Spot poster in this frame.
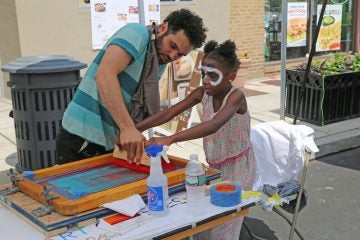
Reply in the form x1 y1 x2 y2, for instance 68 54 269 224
287 2 307 47
90 0 139 50
142 0 161 26
316 4 342 52
172 55 195 81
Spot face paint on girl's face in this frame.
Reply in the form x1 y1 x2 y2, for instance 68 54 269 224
200 66 223 86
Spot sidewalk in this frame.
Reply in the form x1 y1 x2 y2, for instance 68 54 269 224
1 75 360 184
165 75 360 162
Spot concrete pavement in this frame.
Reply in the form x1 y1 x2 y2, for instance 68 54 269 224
0 97 17 184
1 75 360 183
240 147 360 240
165 75 360 161
244 77 360 159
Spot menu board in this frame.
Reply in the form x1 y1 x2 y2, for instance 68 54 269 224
316 4 342 52
90 0 139 50
287 2 307 48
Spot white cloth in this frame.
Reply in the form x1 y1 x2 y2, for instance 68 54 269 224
250 120 319 190
101 194 146 217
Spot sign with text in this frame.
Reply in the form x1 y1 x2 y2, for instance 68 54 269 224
316 4 342 52
287 2 308 47
90 0 139 50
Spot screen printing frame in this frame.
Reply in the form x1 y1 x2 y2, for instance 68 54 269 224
15 153 220 216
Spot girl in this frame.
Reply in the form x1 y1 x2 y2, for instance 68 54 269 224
137 40 256 239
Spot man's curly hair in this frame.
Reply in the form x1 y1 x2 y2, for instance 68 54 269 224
164 9 207 49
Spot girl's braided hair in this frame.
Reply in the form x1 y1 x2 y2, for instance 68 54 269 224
203 40 240 71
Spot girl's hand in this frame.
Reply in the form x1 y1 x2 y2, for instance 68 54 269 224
145 137 173 147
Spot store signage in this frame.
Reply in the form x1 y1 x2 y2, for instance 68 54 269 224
90 0 161 50
287 2 308 48
316 4 343 52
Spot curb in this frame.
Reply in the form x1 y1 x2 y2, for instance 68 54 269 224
315 128 360 158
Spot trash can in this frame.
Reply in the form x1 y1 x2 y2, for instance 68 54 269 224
1 55 87 171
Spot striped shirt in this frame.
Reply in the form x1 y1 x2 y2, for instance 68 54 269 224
62 23 166 150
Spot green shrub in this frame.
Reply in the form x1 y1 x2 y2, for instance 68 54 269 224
294 53 360 75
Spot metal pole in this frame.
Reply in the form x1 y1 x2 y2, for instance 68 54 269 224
137 0 145 25
280 0 288 120
293 0 328 124
289 152 310 240
167 65 172 109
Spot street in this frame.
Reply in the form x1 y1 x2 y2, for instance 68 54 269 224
240 147 360 240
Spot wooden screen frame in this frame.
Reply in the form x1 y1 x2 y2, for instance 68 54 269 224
15 153 220 215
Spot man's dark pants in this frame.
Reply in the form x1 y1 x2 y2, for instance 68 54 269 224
56 128 112 164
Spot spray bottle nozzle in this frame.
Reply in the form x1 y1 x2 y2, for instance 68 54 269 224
145 145 170 163
145 145 163 157
161 146 170 163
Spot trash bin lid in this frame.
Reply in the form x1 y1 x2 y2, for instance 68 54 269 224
1 55 87 74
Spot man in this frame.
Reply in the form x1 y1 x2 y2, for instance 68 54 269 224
56 9 207 165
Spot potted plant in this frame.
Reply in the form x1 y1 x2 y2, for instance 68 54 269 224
285 53 360 126
232 52 251 88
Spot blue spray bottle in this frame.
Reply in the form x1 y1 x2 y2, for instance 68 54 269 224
145 145 169 216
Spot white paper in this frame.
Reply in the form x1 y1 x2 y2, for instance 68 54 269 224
102 194 146 217
142 0 161 26
90 0 139 50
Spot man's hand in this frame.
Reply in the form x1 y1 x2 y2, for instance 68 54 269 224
117 128 145 164
145 136 173 148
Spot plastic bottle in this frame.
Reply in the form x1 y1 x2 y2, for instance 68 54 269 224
145 145 169 216
185 154 206 216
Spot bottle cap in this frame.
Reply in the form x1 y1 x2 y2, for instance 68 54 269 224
189 154 198 161
145 145 164 157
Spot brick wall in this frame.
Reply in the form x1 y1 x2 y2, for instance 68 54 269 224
229 0 265 80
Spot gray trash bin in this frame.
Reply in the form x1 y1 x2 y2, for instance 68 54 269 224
1 55 87 171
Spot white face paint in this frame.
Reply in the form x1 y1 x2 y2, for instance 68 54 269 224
200 65 223 86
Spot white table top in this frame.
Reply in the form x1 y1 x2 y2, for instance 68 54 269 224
0 192 259 240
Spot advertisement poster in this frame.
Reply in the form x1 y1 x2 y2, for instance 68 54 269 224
90 0 139 50
316 4 342 52
287 2 307 47
142 0 161 26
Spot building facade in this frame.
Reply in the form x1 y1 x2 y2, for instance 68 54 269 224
263 0 359 74
1 0 359 98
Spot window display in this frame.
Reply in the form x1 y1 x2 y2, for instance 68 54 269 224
264 0 354 62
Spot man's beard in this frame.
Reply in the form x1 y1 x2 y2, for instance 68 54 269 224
155 32 170 65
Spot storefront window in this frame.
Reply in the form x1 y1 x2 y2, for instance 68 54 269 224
264 0 282 61
264 0 354 62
